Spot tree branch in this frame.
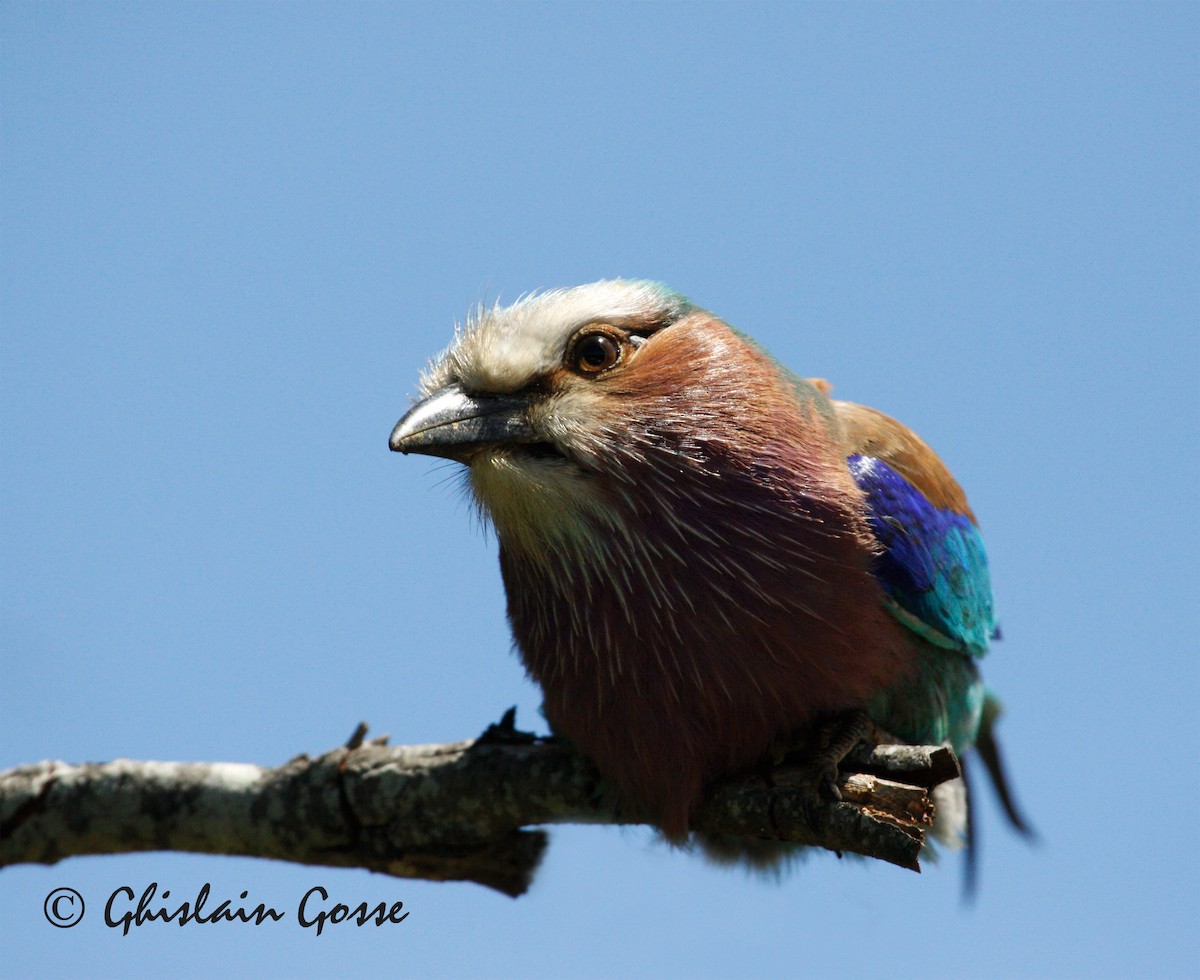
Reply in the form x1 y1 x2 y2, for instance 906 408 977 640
0 713 960 897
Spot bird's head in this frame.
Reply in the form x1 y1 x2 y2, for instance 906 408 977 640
390 279 844 560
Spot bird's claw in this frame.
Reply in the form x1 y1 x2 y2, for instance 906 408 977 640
781 757 844 833
769 709 878 830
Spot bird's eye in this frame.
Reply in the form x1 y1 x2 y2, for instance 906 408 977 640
570 331 622 375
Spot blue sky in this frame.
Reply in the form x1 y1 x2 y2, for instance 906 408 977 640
2 3 1196 977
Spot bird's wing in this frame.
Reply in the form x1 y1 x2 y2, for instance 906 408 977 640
832 399 995 657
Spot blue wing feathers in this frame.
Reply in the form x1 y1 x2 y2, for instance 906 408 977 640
848 455 995 657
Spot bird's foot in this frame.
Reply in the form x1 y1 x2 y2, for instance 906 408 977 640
768 710 879 828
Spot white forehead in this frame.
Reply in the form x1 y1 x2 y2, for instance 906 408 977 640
422 279 688 395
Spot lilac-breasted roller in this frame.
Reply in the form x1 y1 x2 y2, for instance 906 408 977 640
389 280 1025 858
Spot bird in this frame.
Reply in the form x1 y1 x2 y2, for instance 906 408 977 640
389 279 1027 860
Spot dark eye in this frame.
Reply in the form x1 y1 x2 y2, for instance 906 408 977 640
571 332 621 374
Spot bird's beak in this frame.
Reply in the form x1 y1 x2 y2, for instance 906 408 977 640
389 383 539 460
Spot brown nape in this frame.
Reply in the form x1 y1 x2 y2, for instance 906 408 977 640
495 315 920 836
833 399 976 522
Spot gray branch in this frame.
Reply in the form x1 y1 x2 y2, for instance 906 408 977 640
0 715 961 897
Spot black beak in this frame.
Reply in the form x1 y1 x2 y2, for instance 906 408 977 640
389 383 539 461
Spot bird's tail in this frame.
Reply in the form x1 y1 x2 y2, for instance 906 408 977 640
975 692 1036 837
961 691 1037 898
